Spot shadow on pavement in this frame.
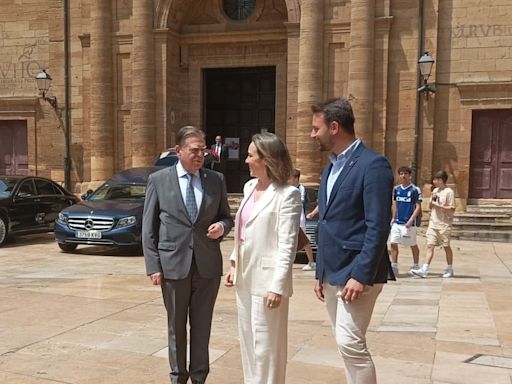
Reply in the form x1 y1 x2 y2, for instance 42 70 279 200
2 233 55 248
65 245 143 257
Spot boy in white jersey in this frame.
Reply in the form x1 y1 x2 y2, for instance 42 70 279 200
389 166 422 276
411 170 455 278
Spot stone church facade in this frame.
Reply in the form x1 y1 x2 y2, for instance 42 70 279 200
1 0 511 206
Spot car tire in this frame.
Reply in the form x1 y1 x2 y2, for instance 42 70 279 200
58 243 78 253
0 215 8 246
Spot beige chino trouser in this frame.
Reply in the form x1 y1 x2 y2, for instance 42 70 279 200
323 280 383 384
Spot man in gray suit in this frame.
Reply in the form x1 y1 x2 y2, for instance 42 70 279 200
142 126 233 384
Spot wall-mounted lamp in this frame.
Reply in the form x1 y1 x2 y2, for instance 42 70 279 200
35 68 71 191
417 52 436 94
35 69 58 109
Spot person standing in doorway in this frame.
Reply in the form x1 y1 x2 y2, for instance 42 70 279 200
211 135 228 174
389 166 423 276
310 97 394 384
142 126 233 384
411 170 455 278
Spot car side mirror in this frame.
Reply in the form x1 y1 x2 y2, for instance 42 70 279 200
81 189 93 200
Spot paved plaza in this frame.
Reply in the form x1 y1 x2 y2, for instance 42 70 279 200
0 233 511 383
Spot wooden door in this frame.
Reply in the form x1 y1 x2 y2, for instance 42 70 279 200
204 67 276 192
469 110 512 199
0 120 28 175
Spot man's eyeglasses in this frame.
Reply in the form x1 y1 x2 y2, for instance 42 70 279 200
184 146 206 155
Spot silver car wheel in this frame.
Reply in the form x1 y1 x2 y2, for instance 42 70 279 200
0 216 7 246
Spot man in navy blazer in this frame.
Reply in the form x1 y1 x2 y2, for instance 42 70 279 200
310 98 394 384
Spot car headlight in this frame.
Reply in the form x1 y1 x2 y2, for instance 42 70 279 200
117 216 137 228
58 212 68 224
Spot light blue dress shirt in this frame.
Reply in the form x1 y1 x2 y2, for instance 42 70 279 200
326 139 361 202
176 161 203 211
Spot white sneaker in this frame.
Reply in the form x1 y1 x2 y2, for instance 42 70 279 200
442 268 454 278
411 267 428 278
302 262 316 271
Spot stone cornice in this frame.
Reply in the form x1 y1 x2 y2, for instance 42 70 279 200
180 29 288 44
375 16 394 32
325 16 394 35
114 33 133 45
0 97 38 114
78 33 90 48
457 81 512 104
325 21 350 34
284 21 300 37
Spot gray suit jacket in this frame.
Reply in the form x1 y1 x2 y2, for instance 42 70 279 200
142 166 233 279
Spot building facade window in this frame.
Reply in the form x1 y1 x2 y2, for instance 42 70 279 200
223 0 256 21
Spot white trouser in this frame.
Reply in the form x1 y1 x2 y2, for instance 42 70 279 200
323 281 383 384
236 288 289 384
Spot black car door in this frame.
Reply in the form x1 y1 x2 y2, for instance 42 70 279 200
9 179 38 232
34 179 72 230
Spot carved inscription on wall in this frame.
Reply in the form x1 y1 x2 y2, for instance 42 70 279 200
452 24 512 39
0 37 48 96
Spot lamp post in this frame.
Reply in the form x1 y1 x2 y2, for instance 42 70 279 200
35 69 71 191
417 52 436 94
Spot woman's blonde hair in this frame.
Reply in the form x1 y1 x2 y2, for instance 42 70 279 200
251 132 293 186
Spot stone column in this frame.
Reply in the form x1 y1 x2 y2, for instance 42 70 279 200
89 0 114 182
131 0 156 166
295 0 324 185
347 0 375 146
154 29 169 150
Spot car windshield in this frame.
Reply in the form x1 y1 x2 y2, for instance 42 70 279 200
0 177 18 199
88 183 146 201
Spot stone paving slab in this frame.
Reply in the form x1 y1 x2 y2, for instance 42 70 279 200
0 233 511 383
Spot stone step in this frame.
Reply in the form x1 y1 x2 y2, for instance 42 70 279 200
465 205 512 215
451 229 512 242
467 198 512 206
452 221 512 231
450 204 512 242
453 212 512 224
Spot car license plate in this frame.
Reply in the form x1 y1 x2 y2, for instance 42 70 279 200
75 230 102 239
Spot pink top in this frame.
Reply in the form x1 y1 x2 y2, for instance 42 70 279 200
239 189 256 242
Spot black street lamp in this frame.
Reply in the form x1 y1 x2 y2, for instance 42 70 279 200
417 52 436 94
35 69 71 191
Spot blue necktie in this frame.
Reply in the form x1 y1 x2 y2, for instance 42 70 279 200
185 173 198 221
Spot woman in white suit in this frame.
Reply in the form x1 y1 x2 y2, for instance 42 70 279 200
225 132 302 384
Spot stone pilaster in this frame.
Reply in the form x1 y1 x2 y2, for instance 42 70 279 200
131 0 156 167
295 0 324 185
89 0 114 182
347 0 375 146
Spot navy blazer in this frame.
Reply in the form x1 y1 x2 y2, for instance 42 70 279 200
316 142 394 286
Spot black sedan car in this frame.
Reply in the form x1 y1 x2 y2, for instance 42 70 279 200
0 175 79 246
54 167 163 252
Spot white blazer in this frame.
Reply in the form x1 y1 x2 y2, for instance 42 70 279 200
230 178 302 298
